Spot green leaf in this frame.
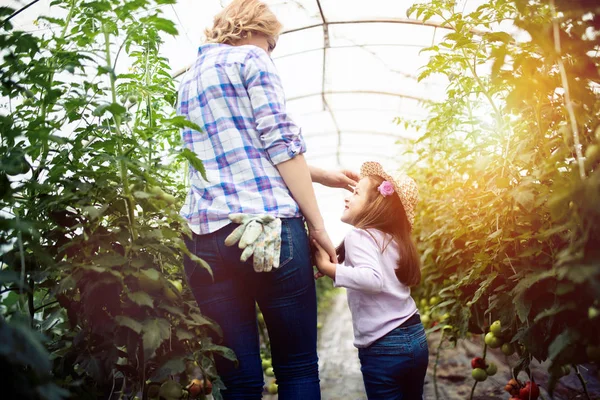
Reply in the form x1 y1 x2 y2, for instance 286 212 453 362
115 316 143 334
179 148 207 181
0 319 51 375
168 116 203 132
467 272 497 306
150 357 186 381
127 291 154 308
533 302 576 323
202 343 238 365
94 253 128 267
512 188 535 212
176 329 194 341
483 32 513 44
133 190 151 199
83 204 109 220
142 318 171 360
548 329 579 361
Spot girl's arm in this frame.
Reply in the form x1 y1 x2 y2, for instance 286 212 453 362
313 230 383 293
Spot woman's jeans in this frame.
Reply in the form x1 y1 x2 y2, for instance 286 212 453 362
183 217 320 400
358 322 429 400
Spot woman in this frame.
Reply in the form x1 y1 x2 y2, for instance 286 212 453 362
176 1 357 398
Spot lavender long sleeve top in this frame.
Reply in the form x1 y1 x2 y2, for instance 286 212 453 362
335 228 418 348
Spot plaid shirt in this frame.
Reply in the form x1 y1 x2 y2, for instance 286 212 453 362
177 43 306 235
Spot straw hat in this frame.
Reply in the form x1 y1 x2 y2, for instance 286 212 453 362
360 161 419 229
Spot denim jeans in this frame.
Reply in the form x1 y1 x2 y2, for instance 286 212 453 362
358 322 429 400
183 217 320 400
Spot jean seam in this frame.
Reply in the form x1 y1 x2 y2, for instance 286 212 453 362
279 219 294 268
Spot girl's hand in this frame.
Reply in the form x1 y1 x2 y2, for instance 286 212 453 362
312 239 336 279
308 225 337 263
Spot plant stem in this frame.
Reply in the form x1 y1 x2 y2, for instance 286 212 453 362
103 23 137 242
549 0 585 179
574 365 592 400
33 300 59 313
469 380 478 400
28 278 34 326
433 331 445 400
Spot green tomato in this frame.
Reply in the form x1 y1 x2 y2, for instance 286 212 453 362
471 368 488 382
158 381 183 400
421 314 431 325
419 298 428 308
169 279 183 293
265 367 275 377
485 362 498 376
490 320 502 335
586 344 600 361
429 296 440 306
267 382 278 394
501 343 515 356
484 332 502 348
261 359 272 370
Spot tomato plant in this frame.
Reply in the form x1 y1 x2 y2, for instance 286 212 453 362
404 0 600 397
1 1 233 399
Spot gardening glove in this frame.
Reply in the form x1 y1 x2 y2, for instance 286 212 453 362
224 213 282 272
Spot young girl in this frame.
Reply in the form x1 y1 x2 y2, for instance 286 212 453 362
313 161 428 400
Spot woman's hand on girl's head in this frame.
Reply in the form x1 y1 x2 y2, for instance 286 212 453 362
320 169 359 191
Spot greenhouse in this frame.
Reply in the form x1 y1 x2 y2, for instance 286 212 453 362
1 0 599 399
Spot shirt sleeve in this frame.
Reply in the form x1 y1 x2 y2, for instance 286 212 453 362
334 229 384 294
242 48 306 165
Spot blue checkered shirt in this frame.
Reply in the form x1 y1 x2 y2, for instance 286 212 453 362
177 43 306 234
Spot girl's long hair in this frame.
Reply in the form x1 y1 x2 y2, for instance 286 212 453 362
205 0 282 44
337 175 421 287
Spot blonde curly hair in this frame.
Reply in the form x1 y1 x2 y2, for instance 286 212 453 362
205 0 282 44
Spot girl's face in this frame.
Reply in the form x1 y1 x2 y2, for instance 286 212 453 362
341 177 372 225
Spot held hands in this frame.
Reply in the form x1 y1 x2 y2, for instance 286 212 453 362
312 239 336 280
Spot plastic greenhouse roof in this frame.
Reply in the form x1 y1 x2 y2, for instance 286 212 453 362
8 0 491 241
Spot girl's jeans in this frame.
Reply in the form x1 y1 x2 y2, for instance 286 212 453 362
358 322 429 399
183 217 320 400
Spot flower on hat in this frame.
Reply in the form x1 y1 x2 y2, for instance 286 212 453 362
378 181 395 197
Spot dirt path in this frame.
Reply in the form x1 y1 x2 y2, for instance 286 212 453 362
317 289 366 399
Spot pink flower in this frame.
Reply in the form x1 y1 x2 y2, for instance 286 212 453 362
378 181 395 197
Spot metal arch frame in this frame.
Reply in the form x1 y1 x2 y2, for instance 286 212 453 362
303 130 416 141
169 8 474 167
287 90 434 103
281 18 487 35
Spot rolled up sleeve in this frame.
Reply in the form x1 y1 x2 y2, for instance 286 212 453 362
242 49 306 165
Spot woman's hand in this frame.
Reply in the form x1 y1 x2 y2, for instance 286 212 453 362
309 166 359 191
312 239 336 279
307 225 337 264
320 169 359 191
